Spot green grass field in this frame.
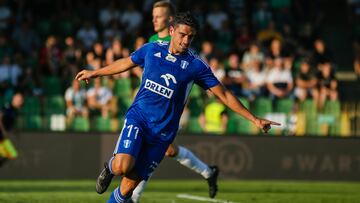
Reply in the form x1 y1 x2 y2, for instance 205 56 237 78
0 180 359 203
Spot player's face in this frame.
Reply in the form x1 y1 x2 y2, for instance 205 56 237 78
152 7 170 33
169 24 195 53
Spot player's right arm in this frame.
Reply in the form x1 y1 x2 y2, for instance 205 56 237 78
75 57 137 83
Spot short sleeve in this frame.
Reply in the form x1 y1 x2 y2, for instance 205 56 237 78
130 43 152 68
194 58 220 90
65 88 73 101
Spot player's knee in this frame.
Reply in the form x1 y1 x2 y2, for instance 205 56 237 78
112 158 133 176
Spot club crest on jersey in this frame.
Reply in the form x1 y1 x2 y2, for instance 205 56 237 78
180 60 189 69
165 54 177 63
123 139 132 149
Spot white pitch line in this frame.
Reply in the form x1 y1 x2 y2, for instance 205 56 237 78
176 194 241 203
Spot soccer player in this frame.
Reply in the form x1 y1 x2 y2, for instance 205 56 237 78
75 12 280 203
0 93 24 167
122 1 220 202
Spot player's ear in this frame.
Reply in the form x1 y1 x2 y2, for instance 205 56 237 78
169 25 175 35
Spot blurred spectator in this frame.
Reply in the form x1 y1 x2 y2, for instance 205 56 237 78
76 21 98 51
199 95 228 134
39 36 62 76
294 60 319 102
0 55 22 87
268 38 287 59
12 21 40 56
0 0 12 31
92 42 105 66
85 52 101 70
206 3 228 32
65 80 88 121
209 57 225 82
244 61 266 101
62 36 82 78
215 20 233 55
266 57 293 100
354 39 360 79
242 42 265 71
121 3 143 34
223 53 246 97
199 41 214 63
257 21 283 46
0 35 14 62
252 0 273 31
317 62 338 109
281 24 298 56
87 78 113 118
310 39 334 70
98 0 121 28
235 26 254 53
105 38 123 65
103 21 123 49
134 36 145 51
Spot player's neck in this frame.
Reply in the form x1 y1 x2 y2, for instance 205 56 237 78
168 43 181 55
157 29 169 38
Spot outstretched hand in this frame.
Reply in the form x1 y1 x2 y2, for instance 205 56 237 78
254 117 281 133
75 70 96 84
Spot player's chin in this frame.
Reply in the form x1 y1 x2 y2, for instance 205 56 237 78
179 46 188 51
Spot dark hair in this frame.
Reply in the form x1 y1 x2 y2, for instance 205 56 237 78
153 0 176 17
171 11 199 32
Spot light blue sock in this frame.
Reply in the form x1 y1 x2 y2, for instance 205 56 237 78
107 187 129 203
108 156 115 174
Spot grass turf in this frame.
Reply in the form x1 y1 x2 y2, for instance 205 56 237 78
0 180 359 203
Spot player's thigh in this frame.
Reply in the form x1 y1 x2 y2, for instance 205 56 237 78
113 119 144 173
133 140 169 181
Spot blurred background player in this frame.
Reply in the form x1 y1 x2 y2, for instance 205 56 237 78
0 92 23 166
99 2 220 202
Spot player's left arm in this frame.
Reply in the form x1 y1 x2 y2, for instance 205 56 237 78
209 84 280 132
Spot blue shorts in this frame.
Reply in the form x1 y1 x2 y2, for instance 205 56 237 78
113 119 168 180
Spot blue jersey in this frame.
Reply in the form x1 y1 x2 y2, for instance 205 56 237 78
127 42 219 144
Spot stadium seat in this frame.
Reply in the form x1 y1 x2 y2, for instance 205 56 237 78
187 117 203 133
0 96 4 107
92 117 111 132
21 115 43 130
56 20 74 37
275 99 294 114
20 96 41 115
189 84 202 98
188 97 204 117
42 77 63 96
227 111 254 135
71 117 90 132
113 78 132 98
36 20 52 39
323 100 341 118
44 114 66 131
226 114 238 134
252 97 272 117
237 117 254 135
305 114 320 136
300 99 317 116
44 95 65 115
117 97 132 115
